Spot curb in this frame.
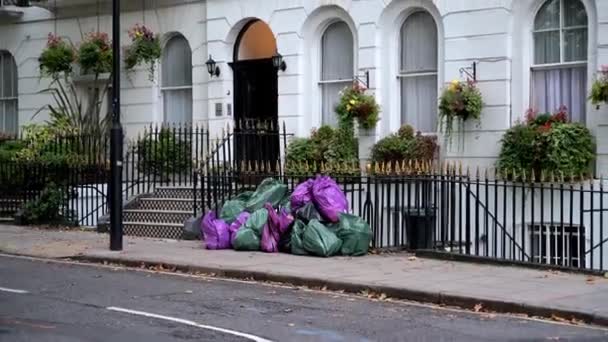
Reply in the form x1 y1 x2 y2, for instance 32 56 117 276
70 254 608 328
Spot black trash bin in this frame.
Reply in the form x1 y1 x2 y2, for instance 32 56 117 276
404 207 436 250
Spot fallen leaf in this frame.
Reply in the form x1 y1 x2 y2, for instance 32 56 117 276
284 308 292 313
379 293 387 301
551 314 569 323
474 303 483 312
586 277 596 284
288 323 295 327
184 290 193 294
408 256 418 261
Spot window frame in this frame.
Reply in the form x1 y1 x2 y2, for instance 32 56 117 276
397 10 439 132
0 51 18 135
160 34 193 124
318 20 355 126
532 0 588 67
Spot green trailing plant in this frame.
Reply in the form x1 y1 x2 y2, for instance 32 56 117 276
137 128 193 176
78 32 112 75
438 79 483 144
589 65 608 109
497 107 595 180
124 24 162 81
371 125 438 164
335 83 380 129
39 33 75 77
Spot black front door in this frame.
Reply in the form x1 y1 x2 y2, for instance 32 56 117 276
231 58 279 168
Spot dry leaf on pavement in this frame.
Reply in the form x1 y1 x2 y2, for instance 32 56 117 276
473 303 483 312
408 256 418 261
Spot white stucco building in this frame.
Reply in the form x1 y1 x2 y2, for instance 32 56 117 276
1 0 607 174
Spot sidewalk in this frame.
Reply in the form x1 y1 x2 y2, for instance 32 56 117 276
1 224 607 326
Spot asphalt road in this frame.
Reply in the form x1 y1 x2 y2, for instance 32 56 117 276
1 255 607 342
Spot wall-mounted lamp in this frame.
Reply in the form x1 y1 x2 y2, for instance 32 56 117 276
272 51 287 72
206 55 221 78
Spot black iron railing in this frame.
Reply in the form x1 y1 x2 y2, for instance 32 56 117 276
202 160 608 272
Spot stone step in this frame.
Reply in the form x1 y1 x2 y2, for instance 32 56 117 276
123 209 193 224
123 222 184 239
138 198 201 211
152 186 197 199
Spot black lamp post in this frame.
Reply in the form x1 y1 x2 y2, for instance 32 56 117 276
109 0 123 251
272 51 286 72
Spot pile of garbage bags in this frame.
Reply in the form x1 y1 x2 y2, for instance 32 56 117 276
201 176 372 257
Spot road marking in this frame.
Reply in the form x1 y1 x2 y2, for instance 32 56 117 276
106 306 274 342
0 286 29 294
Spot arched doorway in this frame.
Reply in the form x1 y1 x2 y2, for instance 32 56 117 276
230 20 279 165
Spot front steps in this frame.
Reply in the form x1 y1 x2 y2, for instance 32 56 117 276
99 185 203 240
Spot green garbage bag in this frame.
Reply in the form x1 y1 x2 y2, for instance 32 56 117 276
234 191 254 202
232 228 260 251
290 220 308 255
245 178 287 212
336 213 372 256
302 219 342 257
243 208 268 236
220 200 245 224
296 203 322 223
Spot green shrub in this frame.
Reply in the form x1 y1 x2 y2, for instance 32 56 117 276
0 140 25 162
285 125 358 173
22 183 74 225
497 108 595 179
138 129 193 176
371 125 438 163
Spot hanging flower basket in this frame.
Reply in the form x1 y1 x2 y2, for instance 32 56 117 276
438 80 483 144
589 65 608 109
77 32 113 75
39 33 75 78
335 83 380 130
124 24 162 81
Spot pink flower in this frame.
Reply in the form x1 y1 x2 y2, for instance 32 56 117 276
525 108 537 124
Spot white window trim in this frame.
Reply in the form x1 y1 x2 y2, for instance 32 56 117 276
159 34 193 125
378 2 444 138
532 0 588 66
397 10 440 134
512 0 596 126
318 20 356 127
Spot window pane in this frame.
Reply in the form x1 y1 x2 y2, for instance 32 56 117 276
564 28 587 62
531 66 586 123
321 22 353 81
162 35 192 88
534 31 560 64
1 52 17 98
163 89 192 124
400 11 437 73
5 100 18 134
400 75 437 132
564 0 587 27
321 81 349 127
534 0 560 30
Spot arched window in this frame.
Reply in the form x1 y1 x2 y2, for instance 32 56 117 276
162 35 192 124
399 11 438 132
320 21 354 127
0 51 18 135
532 0 587 122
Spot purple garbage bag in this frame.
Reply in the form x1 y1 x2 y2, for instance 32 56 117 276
229 211 250 245
261 203 294 253
291 179 314 211
201 211 231 250
312 175 348 223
